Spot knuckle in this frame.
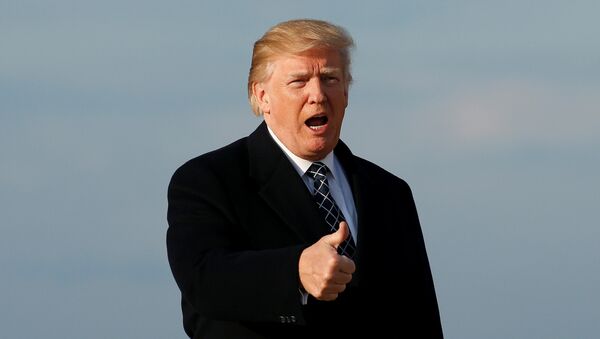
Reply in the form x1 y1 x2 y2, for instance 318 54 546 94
327 255 340 267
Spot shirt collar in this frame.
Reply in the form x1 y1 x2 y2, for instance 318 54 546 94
267 126 337 179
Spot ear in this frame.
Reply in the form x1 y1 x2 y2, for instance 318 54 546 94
343 84 349 108
253 82 271 114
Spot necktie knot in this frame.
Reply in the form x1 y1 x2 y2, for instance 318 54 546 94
306 162 328 180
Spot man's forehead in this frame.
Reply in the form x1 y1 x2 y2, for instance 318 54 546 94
272 52 343 73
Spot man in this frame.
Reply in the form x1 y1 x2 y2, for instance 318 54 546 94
167 19 443 338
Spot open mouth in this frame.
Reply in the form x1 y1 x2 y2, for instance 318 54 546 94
305 116 328 130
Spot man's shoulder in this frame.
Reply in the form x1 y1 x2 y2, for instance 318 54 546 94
350 154 412 191
171 136 249 183
191 136 248 166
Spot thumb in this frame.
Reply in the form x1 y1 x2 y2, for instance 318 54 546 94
323 221 350 248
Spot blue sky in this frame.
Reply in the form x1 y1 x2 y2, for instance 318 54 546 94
2 1 599 338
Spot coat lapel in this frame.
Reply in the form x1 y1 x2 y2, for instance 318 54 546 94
248 123 326 242
334 141 373 280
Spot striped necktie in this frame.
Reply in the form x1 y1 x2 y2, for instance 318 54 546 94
306 162 356 258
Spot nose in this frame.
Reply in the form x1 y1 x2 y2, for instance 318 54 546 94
307 77 326 104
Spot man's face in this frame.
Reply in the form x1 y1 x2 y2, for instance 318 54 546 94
256 48 349 161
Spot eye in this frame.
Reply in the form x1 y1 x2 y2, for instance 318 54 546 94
288 79 307 87
322 75 340 84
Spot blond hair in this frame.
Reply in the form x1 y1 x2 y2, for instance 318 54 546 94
247 19 354 115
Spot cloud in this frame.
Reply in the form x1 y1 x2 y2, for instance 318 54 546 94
405 79 600 150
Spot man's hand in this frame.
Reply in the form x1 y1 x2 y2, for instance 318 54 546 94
298 221 356 301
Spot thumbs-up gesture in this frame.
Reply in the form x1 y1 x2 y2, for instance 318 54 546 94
298 221 356 301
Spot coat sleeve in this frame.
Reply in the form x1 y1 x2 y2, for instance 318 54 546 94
166 159 307 324
401 181 444 337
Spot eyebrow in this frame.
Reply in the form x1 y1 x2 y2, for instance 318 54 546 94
288 67 343 78
321 67 343 76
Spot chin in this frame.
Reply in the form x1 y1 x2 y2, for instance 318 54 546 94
306 142 335 160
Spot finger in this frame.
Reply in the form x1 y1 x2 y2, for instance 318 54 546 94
338 256 356 274
332 271 353 285
323 283 347 294
322 221 350 248
317 292 340 301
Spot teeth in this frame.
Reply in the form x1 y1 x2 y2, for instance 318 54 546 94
309 125 325 130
